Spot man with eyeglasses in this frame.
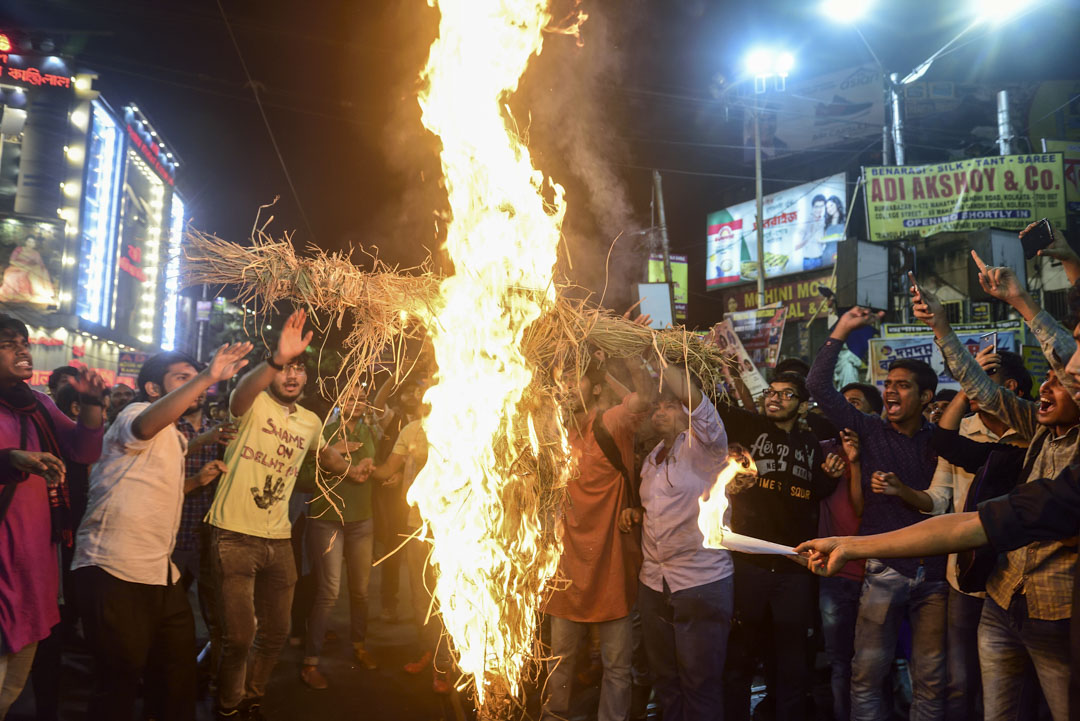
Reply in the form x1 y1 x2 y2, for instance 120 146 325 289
719 371 845 721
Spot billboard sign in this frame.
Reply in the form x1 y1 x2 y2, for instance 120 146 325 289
706 173 847 289
1042 140 1080 211
863 153 1067 241
726 304 788 369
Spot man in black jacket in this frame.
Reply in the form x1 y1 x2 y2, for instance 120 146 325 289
720 371 843 721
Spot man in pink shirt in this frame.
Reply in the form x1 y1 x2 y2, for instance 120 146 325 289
0 315 105 715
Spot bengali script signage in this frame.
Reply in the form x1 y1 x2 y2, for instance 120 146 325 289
868 321 1024 390
706 174 847 288
1043 140 1080 211
863 154 1067 241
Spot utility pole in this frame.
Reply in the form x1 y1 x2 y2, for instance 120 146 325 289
889 72 906 166
753 105 766 308
996 90 1015 155
651 170 677 323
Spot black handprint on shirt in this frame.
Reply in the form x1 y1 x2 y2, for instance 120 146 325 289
250 475 286 510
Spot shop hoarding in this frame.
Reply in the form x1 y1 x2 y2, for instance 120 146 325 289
706 174 847 289
863 154 1067 241
647 253 687 322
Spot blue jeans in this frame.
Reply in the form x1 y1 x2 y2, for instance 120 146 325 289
850 560 947 721
303 517 374 666
978 594 1069 721
946 588 984 721
542 615 632 721
820 575 862 721
639 577 733 721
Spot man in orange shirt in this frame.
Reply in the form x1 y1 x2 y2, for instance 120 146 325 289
542 342 655 721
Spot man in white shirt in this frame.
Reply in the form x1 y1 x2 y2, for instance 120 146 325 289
635 364 731 721
73 342 252 721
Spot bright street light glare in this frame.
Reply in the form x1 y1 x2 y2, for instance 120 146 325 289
973 0 1038 23
745 48 774 76
820 0 872 22
775 52 795 77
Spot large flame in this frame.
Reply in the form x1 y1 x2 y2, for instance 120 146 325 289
410 0 568 703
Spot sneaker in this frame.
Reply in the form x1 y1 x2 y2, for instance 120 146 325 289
353 643 377 670
300 664 329 690
432 671 451 695
403 650 433 675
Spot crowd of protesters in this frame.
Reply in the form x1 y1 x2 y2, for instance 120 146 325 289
0 220 1077 721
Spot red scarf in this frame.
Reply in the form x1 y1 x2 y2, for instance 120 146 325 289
0 382 70 547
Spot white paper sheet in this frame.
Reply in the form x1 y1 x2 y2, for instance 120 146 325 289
712 531 797 556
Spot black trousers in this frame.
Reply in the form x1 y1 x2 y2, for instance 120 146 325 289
723 559 817 721
75 565 197 721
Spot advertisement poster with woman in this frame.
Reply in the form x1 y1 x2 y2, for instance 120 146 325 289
705 173 847 289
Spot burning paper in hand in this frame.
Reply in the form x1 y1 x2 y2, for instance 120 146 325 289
697 450 797 556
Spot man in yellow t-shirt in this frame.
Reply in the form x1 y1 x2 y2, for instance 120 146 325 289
207 310 372 719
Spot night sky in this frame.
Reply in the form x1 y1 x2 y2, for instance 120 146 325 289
2 0 1077 324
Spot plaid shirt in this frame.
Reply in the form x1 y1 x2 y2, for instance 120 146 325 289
937 327 1079 620
175 414 218 552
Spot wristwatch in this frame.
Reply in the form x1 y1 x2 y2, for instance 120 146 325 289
265 351 285 371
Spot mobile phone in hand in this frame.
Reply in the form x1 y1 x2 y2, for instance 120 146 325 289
978 332 997 354
1021 218 1054 260
907 271 921 300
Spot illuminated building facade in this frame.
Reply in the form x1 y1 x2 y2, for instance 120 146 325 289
0 32 190 388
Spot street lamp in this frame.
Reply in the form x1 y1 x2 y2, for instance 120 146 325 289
744 48 794 308
820 0 1042 165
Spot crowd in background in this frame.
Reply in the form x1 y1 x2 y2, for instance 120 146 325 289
0 222 1077 721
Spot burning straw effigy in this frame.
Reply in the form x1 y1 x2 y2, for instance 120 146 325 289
183 228 733 714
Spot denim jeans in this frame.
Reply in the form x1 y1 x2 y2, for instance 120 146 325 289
304 517 374 665
820 575 862 721
210 528 297 711
542 615 632 721
850 560 947 721
639 576 733 721
978 594 1070 721
946 588 984 721
724 562 816 721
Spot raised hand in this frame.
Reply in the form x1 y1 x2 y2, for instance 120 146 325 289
839 428 860 464
207 342 254 383
276 309 314 364
1027 221 1079 263
870 470 903 496
910 282 948 335
822 452 846 479
974 345 1001 376
10 450 65 486
971 250 1026 304
833 306 884 339
67 367 108 401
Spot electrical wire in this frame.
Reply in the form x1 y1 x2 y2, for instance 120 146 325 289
214 0 317 242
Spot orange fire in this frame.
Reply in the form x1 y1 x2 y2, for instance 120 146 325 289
698 451 758 548
410 0 570 703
